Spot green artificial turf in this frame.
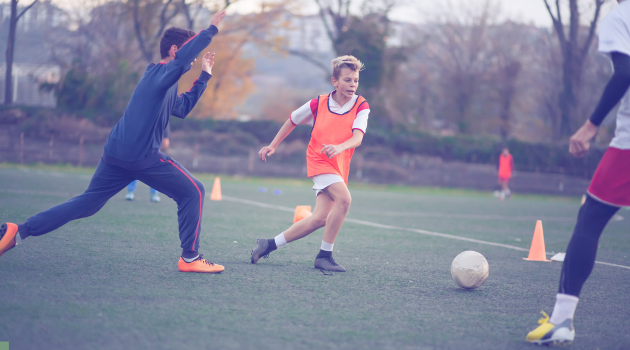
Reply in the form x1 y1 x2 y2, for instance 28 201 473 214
0 165 629 349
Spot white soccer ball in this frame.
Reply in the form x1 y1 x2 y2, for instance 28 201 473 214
450 251 489 289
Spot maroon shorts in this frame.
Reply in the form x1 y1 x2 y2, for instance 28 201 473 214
588 147 630 207
498 176 510 183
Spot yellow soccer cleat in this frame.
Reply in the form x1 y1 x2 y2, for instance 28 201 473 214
0 223 18 259
526 311 575 346
178 255 224 273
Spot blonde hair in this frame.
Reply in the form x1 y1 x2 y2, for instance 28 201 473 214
331 55 364 80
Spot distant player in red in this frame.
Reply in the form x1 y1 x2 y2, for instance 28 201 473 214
497 147 513 200
249 55 369 272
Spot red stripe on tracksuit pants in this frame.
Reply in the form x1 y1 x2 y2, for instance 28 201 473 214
163 159 203 251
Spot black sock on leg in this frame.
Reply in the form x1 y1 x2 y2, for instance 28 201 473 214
316 250 332 259
267 239 277 252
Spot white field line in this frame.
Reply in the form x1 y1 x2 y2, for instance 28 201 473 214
0 189 77 197
371 212 624 223
361 211 578 223
221 195 630 270
345 218 530 252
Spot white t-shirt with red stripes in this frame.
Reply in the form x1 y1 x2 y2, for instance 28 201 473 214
290 91 370 194
290 92 370 133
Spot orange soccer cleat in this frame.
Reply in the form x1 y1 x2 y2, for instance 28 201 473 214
178 255 224 273
0 223 19 259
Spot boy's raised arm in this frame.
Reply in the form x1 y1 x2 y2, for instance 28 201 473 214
176 11 226 65
172 52 215 119
161 11 226 86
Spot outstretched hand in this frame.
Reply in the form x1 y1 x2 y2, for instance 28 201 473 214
259 146 276 162
202 52 215 75
211 10 227 28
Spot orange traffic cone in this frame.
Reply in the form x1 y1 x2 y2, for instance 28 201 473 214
293 205 312 223
523 220 551 261
210 177 222 201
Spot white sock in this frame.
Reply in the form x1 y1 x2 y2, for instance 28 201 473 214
274 232 287 248
549 293 579 324
320 240 334 251
15 232 23 245
182 255 199 263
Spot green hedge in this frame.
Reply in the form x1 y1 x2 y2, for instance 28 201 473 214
3 106 604 178
385 131 604 178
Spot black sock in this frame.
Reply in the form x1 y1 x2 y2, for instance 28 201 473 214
267 239 277 251
559 196 619 297
316 249 332 259
181 250 199 260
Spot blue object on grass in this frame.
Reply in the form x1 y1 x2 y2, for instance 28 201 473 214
259 187 267 193
273 189 283 195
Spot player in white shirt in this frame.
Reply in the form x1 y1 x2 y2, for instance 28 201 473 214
526 0 630 345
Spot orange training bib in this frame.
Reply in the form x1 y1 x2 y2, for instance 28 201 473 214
306 94 366 184
498 153 513 178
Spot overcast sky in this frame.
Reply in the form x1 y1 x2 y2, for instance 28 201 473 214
228 0 620 28
38 0 619 28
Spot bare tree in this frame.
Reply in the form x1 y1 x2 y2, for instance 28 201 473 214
130 0 181 62
543 0 605 138
4 0 39 105
286 0 397 75
427 1 497 134
486 22 533 141
180 0 238 29
129 0 238 62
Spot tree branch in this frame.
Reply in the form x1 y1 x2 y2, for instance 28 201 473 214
224 0 239 10
17 0 38 21
132 0 151 61
287 49 331 76
555 0 563 27
155 0 179 40
568 0 579 47
543 0 567 46
181 0 194 29
315 0 337 42
580 0 605 60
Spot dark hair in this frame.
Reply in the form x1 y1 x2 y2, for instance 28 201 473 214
160 27 196 59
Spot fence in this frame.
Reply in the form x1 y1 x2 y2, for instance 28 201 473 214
0 126 590 196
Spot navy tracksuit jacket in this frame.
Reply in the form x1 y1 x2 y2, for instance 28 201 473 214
17 25 219 253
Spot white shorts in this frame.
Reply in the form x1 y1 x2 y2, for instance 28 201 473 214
312 174 344 196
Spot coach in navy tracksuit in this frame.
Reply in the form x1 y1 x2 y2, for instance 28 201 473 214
0 11 228 273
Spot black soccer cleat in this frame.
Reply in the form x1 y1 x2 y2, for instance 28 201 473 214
314 256 346 272
250 238 272 264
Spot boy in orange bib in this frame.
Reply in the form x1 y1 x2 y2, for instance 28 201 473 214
250 56 369 272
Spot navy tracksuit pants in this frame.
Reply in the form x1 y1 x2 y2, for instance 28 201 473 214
18 155 205 252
